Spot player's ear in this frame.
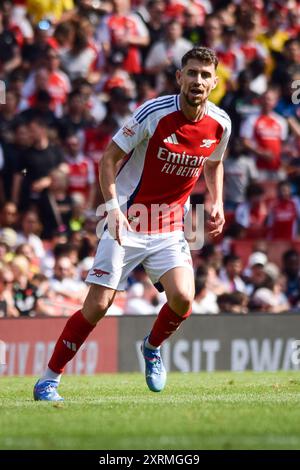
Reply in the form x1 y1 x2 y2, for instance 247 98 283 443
176 69 182 86
211 75 218 90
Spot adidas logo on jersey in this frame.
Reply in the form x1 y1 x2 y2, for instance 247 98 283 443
163 133 179 144
200 139 217 148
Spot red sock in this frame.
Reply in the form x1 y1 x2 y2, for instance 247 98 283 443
48 310 95 374
148 303 192 348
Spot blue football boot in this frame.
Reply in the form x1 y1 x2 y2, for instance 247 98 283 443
141 337 167 392
33 379 64 401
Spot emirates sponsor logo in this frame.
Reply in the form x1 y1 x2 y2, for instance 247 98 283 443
157 147 207 167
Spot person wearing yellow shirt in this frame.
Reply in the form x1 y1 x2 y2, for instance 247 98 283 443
27 0 75 24
257 10 289 76
209 62 232 105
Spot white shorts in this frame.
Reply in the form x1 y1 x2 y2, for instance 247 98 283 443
85 229 193 291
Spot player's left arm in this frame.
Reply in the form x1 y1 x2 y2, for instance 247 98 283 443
204 160 225 237
204 114 231 237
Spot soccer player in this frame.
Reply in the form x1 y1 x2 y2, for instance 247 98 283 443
33 47 231 401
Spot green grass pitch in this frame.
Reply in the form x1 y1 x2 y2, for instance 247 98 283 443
1 372 300 450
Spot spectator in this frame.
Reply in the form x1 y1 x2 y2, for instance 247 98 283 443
240 87 288 180
63 132 96 210
60 20 98 81
182 4 203 46
282 249 300 307
0 201 18 229
98 0 149 76
77 79 107 124
107 87 134 128
202 14 222 50
10 254 40 316
22 47 71 117
27 0 76 25
224 138 258 211
125 278 163 315
193 271 219 314
16 210 45 258
217 291 248 314
221 69 260 138
216 26 245 80
1 121 30 203
145 19 192 89
267 180 300 240
0 89 19 143
0 4 21 78
50 255 87 301
218 254 247 293
142 0 166 65
235 182 268 238
12 116 65 210
0 266 18 317
38 169 73 239
59 89 94 135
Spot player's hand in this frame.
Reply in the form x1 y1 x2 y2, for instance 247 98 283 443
107 208 133 245
207 203 225 238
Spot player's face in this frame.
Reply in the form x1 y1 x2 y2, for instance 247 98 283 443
176 59 218 107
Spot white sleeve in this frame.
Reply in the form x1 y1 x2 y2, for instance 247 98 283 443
112 103 151 154
240 115 257 140
208 119 232 162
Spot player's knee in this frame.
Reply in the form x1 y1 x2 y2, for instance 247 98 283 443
82 288 114 323
95 296 114 314
170 291 193 316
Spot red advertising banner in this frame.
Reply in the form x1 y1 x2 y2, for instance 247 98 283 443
0 317 118 376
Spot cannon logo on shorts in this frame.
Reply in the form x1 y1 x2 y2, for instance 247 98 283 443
91 269 110 277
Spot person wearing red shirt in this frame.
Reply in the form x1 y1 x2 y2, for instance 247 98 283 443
267 180 300 240
235 182 268 238
240 87 288 180
64 133 96 210
98 0 149 75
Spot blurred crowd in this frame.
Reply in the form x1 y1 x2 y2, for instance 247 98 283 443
1 0 300 316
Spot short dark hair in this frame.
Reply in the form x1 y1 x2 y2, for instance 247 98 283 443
181 47 218 69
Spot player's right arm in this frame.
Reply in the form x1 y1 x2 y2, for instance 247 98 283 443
100 141 132 245
100 98 153 244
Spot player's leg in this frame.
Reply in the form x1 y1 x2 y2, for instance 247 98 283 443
141 266 194 392
148 265 195 345
33 285 116 401
141 230 195 392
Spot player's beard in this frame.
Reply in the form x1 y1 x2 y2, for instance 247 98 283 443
183 90 205 107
